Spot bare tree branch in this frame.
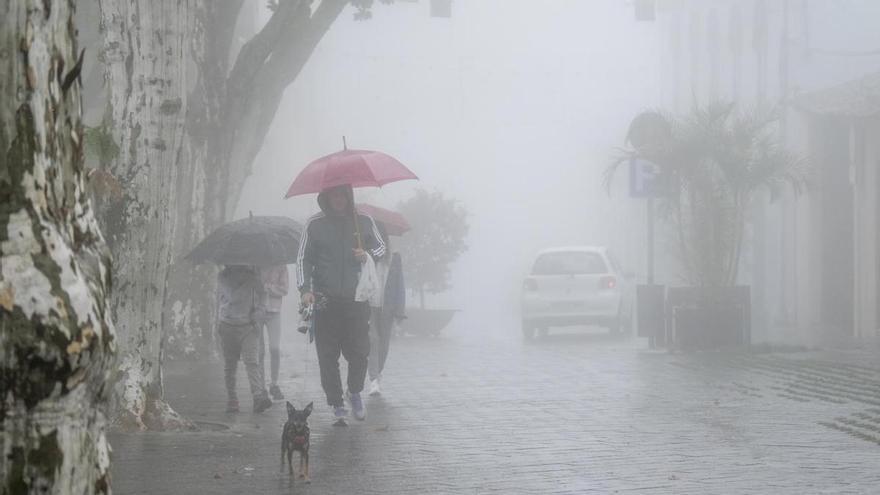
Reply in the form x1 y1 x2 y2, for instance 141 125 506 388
227 0 310 96
265 0 349 91
220 0 349 213
208 1 247 59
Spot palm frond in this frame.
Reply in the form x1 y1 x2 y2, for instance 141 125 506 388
603 148 637 195
621 100 806 287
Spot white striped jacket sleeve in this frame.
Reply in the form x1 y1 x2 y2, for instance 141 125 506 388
296 218 315 292
366 214 386 259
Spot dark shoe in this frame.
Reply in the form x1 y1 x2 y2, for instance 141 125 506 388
269 384 285 400
226 399 240 413
253 396 273 414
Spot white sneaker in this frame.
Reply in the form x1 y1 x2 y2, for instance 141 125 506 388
368 378 382 396
332 406 348 426
349 392 366 421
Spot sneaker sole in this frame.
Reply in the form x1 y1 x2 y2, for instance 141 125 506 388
333 418 348 427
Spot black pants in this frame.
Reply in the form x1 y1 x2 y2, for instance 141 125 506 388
314 298 371 407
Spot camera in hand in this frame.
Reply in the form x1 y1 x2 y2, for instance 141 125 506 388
297 303 314 334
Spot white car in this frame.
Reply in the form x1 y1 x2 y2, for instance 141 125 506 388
521 246 633 339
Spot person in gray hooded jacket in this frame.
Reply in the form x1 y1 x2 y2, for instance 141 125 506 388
297 184 385 422
216 265 273 414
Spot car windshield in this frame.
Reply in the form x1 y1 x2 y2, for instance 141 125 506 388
532 251 607 275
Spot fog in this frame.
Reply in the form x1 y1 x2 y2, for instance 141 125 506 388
237 1 656 334
10 1 880 493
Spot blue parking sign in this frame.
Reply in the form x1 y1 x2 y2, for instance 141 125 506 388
629 158 663 198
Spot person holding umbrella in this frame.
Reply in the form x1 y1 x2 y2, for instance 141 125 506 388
356 204 409 397
297 185 386 423
184 214 302 414
216 264 273 414
287 144 418 424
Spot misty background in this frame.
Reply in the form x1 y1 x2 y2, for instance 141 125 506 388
10 1 880 493
236 1 657 334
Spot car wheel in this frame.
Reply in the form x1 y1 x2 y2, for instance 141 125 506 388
522 321 536 340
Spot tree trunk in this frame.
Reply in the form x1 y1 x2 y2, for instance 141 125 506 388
162 1 244 361
95 2 350 422
162 0 348 360
1 1 115 492
98 0 196 430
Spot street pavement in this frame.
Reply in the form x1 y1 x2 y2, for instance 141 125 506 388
110 322 880 494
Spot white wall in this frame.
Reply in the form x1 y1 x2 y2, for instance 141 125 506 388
855 120 880 338
655 0 880 343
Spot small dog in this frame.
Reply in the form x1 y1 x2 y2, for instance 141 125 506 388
281 401 313 482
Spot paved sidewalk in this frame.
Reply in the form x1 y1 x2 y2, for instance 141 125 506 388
110 325 880 494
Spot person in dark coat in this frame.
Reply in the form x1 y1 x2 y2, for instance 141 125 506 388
296 184 385 422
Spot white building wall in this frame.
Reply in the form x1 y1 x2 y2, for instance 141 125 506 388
654 0 880 343
855 121 880 338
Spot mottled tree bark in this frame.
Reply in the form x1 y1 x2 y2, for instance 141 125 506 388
98 0 195 430
0 1 115 493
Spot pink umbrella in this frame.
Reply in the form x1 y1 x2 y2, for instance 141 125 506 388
356 203 411 236
284 149 418 198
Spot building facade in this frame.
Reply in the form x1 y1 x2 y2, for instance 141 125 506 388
652 0 880 344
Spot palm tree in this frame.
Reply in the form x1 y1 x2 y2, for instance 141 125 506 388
606 102 809 287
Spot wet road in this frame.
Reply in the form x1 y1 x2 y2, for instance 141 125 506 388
111 323 880 494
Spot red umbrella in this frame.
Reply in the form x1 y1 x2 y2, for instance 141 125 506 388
356 204 411 236
284 149 418 198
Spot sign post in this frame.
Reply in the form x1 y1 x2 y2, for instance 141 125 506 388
626 111 672 348
629 158 665 347
629 157 663 283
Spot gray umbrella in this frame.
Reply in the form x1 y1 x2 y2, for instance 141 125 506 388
184 215 303 266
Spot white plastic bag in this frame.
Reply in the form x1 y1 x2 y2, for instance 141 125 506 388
355 255 380 306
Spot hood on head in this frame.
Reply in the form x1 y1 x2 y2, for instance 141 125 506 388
317 184 354 215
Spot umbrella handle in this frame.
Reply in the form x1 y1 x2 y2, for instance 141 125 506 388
352 207 364 251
